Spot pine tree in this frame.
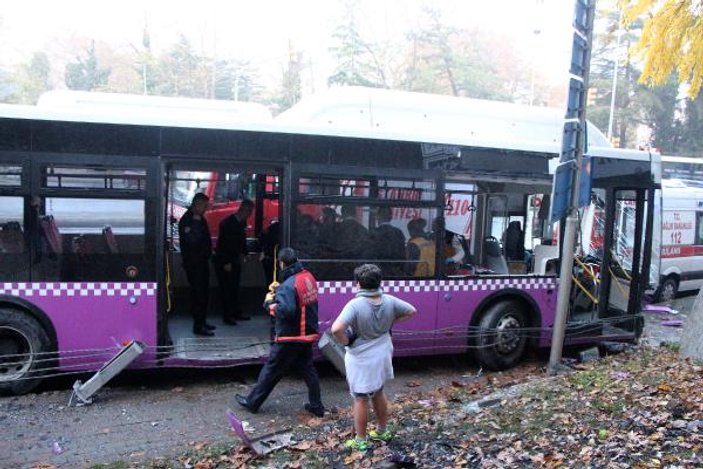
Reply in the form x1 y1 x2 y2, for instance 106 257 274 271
65 41 111 91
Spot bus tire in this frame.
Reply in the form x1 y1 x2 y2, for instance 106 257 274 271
656 277 679 304
0 307 52 395
475 300 527 371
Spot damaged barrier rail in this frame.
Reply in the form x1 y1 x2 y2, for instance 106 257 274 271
0 314 643 385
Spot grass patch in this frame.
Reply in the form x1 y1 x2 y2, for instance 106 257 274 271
89 462 130 469
568 368 609 389
662 341 681 353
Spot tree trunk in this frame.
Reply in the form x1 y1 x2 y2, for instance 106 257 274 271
681 288 703 360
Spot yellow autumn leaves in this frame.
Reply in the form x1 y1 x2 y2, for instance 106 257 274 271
620 0 703 98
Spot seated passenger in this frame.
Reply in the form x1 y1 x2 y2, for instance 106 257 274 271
431 218 464 274
406 218 435 277
370 207 406 276
338 205 371 277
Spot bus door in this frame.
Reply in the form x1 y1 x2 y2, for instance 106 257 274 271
0 156 29 282
598 187 653 334
163 162 283 356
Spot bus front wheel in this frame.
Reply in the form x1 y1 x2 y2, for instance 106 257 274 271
475 300 527 371
0 308 51 395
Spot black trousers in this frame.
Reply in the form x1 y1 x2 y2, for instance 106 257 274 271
184 262 209 328
245 342 323 412
215 261 242 320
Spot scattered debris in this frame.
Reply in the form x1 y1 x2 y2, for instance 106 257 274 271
51 441 63 455
609 371 629 380
644 304 679 315
577 347 601 363
226 409 292 456
144 347 703 468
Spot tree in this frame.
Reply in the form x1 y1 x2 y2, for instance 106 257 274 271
400 6 524 102
154 34 209 97
271 45 305 114
328 0 387 88
3 52 51 104
589 7 646 147
589 5 685 151
638 75 682 154
679 97 703 156
65 41 111 91
622 0 703 98
212 59 263 102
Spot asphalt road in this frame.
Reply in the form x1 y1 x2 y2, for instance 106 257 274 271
0 293 695 468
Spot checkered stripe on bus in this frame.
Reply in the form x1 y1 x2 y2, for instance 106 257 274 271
318 277 557 294
0 282 158 297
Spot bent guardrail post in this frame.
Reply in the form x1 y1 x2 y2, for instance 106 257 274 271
68 340 145 406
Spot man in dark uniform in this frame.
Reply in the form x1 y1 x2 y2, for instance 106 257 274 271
178 193 215 336
215 199 254 325
235 248 325 417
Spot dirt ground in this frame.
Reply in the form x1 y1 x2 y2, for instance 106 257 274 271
0 294 694 469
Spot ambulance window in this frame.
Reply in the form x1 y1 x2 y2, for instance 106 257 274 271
696 213 703 245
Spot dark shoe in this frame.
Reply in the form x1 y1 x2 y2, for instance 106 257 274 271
223 318 238 326
304 403 325 417
234 313 251 321
235 394 257 413
193 326 214 337
204 322 216 330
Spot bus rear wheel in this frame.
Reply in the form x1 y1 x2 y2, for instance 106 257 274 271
0 308 51 395
475 300 527 371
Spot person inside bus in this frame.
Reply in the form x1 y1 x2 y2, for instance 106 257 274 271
215 199 254 325
178 193 215 336
338 205 371 277
406 218 436 277
292 212 321 261
317 207 338 254
431 217 465 275
370 206 406 276
26 196 43 263
503 220 526 261
259 219 280 285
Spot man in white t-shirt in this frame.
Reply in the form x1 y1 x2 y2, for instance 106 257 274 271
331 264 416 452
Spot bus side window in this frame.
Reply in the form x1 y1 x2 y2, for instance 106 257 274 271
0 196 28 281
33 198 150 282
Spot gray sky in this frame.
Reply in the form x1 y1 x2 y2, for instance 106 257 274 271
0 0 575 92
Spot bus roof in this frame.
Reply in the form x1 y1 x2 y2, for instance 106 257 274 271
277 86 612 150
0 88 652 163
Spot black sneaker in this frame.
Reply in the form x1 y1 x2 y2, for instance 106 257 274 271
193 326 214 337
204 322 216 330
304 403 325 417
235 394 257 413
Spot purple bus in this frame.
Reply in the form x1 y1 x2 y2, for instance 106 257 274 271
0 92 659 394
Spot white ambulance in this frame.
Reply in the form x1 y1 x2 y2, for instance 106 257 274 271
658 156 703 302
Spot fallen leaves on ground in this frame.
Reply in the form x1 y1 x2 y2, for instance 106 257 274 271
165 345 703 468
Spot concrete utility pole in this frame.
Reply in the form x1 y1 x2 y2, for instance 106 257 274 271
547 0 597 376
607 9 623 141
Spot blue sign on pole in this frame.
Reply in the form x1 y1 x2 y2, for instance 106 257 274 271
550 157 592 223
549 0 594 223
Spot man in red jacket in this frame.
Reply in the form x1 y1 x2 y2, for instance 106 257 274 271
235 248 325 417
